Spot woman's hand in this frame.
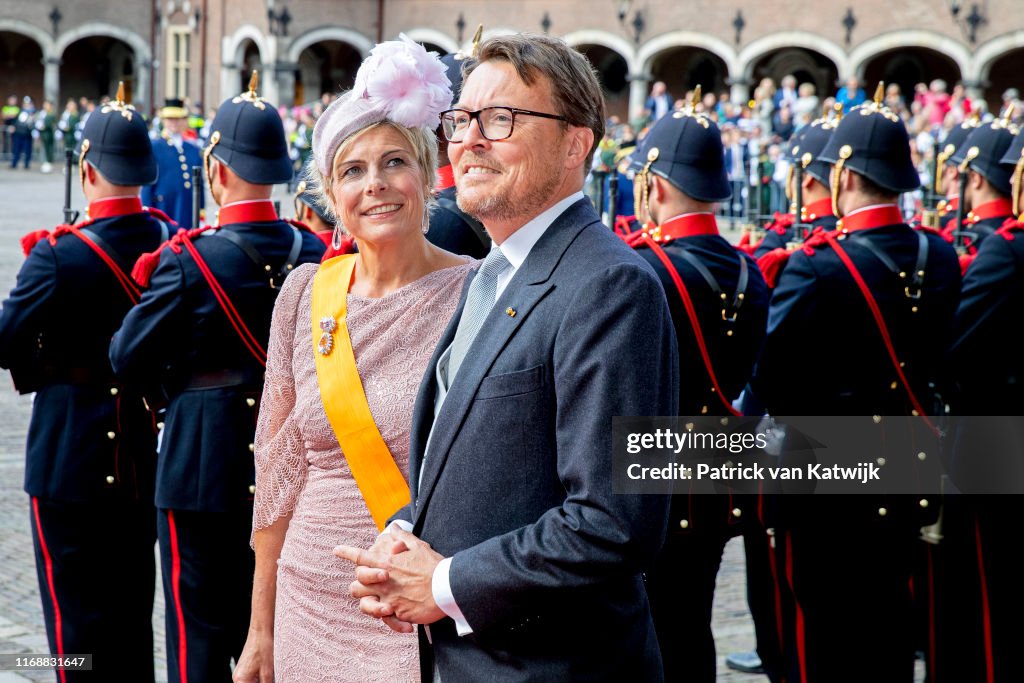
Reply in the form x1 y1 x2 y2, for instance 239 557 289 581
232 628 274 683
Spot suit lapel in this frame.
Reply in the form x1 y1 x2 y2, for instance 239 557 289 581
412 198 602 526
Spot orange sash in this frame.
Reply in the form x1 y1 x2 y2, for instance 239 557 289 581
312 254 410 530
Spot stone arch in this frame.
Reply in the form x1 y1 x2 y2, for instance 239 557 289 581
739 32 847 84
55 23 151 110
0 18 55 58
563 29 638 74
285 26 373 63
402 28 459 55
223 24 271 69
974 31 1024 83
848 30 971 82
637 32 737 80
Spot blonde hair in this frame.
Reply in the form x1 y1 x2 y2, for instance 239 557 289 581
305 120 438 223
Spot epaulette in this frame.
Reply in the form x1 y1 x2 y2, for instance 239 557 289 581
757 228 835 287
613 215 638 238
143 206 176 225
20 218 99 257
996 217 1023 241
284 217 314 233
765 212 795 236
131 225 214 287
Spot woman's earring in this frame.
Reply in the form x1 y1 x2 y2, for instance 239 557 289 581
421 205 430 234
331 223 345 251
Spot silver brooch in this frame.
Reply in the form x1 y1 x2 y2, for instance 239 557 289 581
317 316 337 355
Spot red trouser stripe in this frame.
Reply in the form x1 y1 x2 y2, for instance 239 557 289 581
785 531 808 683
31 497 67 683
167 510 189 683
974 516 995 683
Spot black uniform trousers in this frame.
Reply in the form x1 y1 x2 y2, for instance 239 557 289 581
30 497 156 682
158 506 254 683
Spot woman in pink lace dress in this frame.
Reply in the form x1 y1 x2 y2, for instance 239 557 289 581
233 37 474 683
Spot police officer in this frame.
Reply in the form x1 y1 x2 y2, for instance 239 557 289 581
753 111 839 261
143 98 204 226
625 95 772 682
427 32 491 258
751 84 960 683
933 126 1024 683
109 74 325 681
0 83 166 682
945 112 1018 259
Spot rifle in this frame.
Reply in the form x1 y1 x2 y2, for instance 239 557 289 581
63 148 79 225
787 159 806 249
607 170 618 229
952 147 978 255
191 166 202 228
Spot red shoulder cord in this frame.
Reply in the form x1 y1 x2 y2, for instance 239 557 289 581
822 231 939 435
641 234 742 417
175 230 268 367
29 223 142 304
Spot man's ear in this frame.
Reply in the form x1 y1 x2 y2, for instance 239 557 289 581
565 126 595 171
651 174 669 204
801 172 815 191
83 160 96 184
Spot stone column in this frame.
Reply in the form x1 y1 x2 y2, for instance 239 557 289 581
961 79 986 110
43 57 61 104
628 74 650 124
726 77 751 106
221 61 239 100
274 62 298 108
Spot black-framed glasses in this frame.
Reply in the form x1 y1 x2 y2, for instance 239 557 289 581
439 107 569 142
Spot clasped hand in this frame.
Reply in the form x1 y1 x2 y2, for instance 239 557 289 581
334 527 445 633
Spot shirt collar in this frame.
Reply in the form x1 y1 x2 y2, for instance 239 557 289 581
497 191 584 270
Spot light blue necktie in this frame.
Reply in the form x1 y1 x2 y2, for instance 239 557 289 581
446 247 510 385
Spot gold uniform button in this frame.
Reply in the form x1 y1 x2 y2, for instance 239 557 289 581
178 155 186 162
919 498 929 508
110 387 119 396
249 485 257 495
878 507 888 517
248 443 255 452
679 519 689 529
731 507 742 518
917 451 927 461
246 398 256 407
105 475 115 484
877 457 886 466
157 421 165 430
182 172 190 179
184 181 191 189
181 163 188 171
107 431 116 440
872 415 882 424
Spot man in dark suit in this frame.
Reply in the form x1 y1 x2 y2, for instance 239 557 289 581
143 99 204 227
337 34 678 681
624 96 772 681
0 84 166 681
109 76 325 681
751 86 961 683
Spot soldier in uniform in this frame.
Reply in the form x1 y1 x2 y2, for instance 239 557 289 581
932 126 1024 683
914 117 978 232
143 98 204 227
751 85 960 682
0 84 168 682
293 179 336 243
109 75 326 681
624 96 772 682
944 113 1018 262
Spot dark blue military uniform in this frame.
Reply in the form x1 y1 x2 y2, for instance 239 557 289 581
753 115 839 261
142 132 204 227
627 107 773 682
931 127 1024 683
752 91 961 683
945 118 1017 257
109 79 325 682
0 89 165 682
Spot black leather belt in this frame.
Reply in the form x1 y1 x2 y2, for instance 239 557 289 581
182 369 264 390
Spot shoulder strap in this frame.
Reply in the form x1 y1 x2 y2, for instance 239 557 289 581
176 231 268 366
312 255 411 530
822 231 938 434
642 235 741 416
71 227 141 304
436 195 491 250
847 230 929 299
214 226 303 289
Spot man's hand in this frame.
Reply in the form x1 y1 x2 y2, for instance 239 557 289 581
335 527 446 626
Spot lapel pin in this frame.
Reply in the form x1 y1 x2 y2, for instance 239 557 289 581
505 307 517 318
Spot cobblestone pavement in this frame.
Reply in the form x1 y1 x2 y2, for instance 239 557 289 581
0 163 779 681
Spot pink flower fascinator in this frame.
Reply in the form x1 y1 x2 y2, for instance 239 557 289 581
312 34 453 176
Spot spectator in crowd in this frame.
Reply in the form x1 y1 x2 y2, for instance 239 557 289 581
646 80 673 121
836 75 866 110
35 100 56 173
793 82 820 127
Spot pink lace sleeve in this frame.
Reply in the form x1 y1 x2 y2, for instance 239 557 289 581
252 264 315 536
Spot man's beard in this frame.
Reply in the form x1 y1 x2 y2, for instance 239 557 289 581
456 155 563 226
